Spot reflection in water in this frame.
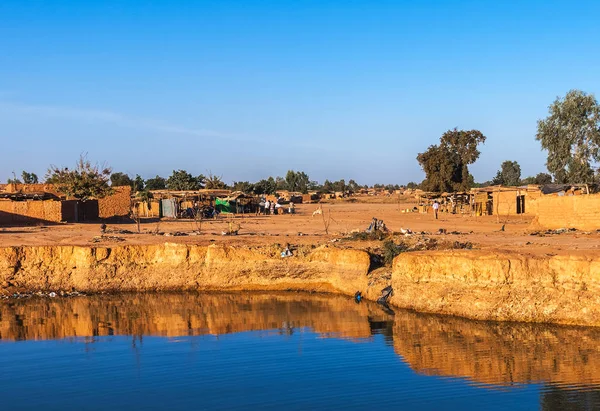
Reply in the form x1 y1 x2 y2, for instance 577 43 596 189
1 292 599 410
393 309 600 387
0 292 393 342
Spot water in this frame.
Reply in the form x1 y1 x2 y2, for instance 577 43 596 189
1 293 599 410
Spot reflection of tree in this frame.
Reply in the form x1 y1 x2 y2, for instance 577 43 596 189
541 385 600 411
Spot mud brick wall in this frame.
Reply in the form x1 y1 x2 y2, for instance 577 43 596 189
98 186 132 219
135 200 161 218
2 184 62 196
493 191 517 216
0 200 63 224
531 195 600 230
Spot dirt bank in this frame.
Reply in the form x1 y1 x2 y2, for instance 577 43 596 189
0 243 372 298
391 250 600 326
2 242 600 327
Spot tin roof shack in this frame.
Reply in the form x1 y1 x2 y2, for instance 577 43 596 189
440 192 472 214
150 189 231 219
416 192 440 214
216 192 258 214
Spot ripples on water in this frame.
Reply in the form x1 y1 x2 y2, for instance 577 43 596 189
1 292 599 410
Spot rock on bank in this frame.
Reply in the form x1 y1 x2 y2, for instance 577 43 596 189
391 250 600 327
0 244 370 296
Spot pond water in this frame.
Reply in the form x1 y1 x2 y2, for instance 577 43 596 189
1 292 599 410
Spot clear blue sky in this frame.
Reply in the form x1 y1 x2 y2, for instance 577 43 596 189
1 0 599 185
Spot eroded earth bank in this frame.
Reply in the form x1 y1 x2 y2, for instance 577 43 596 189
1 242 600 327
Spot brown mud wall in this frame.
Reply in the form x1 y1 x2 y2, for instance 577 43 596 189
98 186 131 219
0 243 371 298
0 200 62 224
530 194 600 230
391 250 600 327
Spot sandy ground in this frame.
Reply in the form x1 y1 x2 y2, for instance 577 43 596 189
1 202 599 257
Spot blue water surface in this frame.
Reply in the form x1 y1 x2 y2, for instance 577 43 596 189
0 293 597 410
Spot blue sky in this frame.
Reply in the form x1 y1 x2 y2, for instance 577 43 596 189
1 0 599 185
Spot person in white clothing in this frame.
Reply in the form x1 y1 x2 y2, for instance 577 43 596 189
432 200 440 220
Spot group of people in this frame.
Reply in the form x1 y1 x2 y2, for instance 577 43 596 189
260 199 295 215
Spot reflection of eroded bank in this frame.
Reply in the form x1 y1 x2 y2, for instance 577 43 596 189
0 293 392 342
392 309 600 387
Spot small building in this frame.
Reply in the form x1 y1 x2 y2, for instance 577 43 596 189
0 184 132 225
216 191 258 214
148 189 231 219
470 185 542 217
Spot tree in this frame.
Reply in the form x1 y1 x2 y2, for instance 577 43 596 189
535 172 553 185
232 181 254 193
204 172 228 189
46 155 112 200
417 144 462 192
133 174 145 191
523 172 553 185
332 179 346 192
110 172 133 187
348 179 360 192
536 90 600 183
145 175 166 190
322 179 334 193
520 176 536 185
417 128 486 192
253 177 276 195
21 171 39 184
275 176 286 191
406 182 418 189
285 170 311 193
492 160 521 186
166 170 204 191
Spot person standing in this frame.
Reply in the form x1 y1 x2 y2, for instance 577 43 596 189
264 199 271 215
270 200 276 215
432 200 440 220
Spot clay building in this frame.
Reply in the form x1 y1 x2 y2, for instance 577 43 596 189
0 184 132 225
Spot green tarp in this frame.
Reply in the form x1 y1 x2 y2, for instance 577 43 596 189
215 198 231 213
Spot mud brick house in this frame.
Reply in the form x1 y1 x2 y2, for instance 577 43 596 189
0 184 132 225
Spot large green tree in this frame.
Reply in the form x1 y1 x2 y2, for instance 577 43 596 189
46 155 112 200
492 160 522 186
536 89 600 183
417 128 486 192
253 177 276 195
145 175 166 190
165 170 204 191
232 181 254 193
110 172 133 187
132 174 145 191
284 170 311 193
